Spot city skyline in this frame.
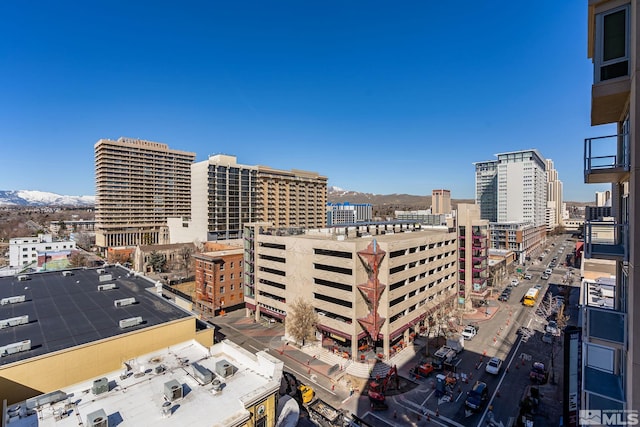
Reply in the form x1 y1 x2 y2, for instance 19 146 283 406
0 1 612 201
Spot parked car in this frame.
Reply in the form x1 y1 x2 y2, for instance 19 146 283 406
498 291 511 301
544 269 553 275
485 357 502 375
534 284 542 290
524 273 532 280
465 381 489 411
510 279 520 287
541 274 550 280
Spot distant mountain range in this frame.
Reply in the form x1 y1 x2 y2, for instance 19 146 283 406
0 190 95 207
0 187 588 209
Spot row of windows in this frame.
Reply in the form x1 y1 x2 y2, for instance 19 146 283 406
389 251 456 274
259 254 286 263
314 263 352 275
389 272 456 306
259 278 286 290
314 292 352 308
314 248 353 259
388 240 455 259
313 278 352 292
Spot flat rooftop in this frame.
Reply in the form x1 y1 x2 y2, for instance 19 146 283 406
0 265 192 366
292 225 452 243
7 340 282 427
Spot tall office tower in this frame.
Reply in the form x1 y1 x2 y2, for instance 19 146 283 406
595 190 611 206
432 189 451 214
256 165 328 229
95 137 195 251
191 155 258 241
545 159 564 231
188 155 327 241
579 0 637 419
474 160 498 221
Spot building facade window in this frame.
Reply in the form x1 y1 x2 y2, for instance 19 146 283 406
595 5 629 82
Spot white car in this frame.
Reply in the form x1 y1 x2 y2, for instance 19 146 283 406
510 279 519 287
544 269 553 275
524 273 532 280
485 357 502 375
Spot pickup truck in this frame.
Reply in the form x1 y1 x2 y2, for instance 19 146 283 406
461 325 479 340
433 346 457 363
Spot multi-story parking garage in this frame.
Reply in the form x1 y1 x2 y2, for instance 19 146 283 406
243 221 458 361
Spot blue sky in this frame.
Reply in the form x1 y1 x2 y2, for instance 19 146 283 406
0 1 613 201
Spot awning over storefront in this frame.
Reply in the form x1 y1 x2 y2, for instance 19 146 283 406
259 306 286 320
389 313 427 340
317 324 352 341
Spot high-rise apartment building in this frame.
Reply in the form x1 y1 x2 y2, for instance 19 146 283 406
191 154 258 241
94 137 195 251
595 190 611 207
176 155 328 243
432 189 451 215
475 150 548 263
257 165 327 229
578 0 637 420
545 159 564 231
496 150 547 226
474 160 498 222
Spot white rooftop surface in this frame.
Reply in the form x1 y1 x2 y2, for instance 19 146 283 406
7 340 283 427
584 280 615 310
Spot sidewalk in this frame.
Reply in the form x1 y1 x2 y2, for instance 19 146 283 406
463 303 501 323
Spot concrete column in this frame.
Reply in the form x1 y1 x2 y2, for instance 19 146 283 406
351 336 358 362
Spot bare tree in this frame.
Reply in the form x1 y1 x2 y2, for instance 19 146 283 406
177 246 194 274
286 298 318 346
535 293 556 322
422 291 455 355
193 238 205 253
69 251 87 268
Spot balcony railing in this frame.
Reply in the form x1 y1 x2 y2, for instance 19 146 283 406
584 133 630 184
584 221 628 261
585 305 625 345
583 366 625 404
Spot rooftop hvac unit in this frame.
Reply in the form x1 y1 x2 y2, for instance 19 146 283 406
0 315 29 329
119 317 143 329
98 274 113 283
0 340 31 357
86 409 108 427
0 295 26 305
97 283 117 291
17 275 29 282
215 360 237 378
164 380 183 401
92 377 109 395
62 271 73 277
114 297 136 307
96 269 105 274
192 362 213 384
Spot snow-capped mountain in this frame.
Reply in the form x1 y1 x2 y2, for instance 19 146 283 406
0 190 95 207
